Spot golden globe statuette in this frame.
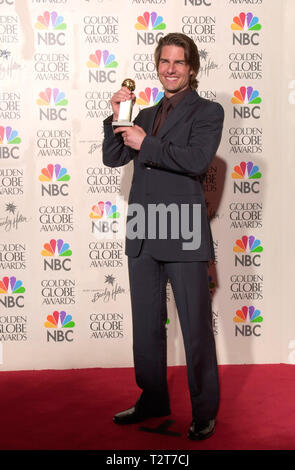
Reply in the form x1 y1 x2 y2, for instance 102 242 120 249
112 79 136 127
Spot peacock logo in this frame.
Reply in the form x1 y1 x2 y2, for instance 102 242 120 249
233 235 263 253
231 12 261 31
136 87 164 107
41 239 72 257
0 126 21 145
0 276 25 295
231 86 262 105
90 201 120 220
87 50 118 69
37 88 68 107
44 310 75 328
35 11 67 30
135 11 166 30
39 164 70 182
234 305 263 323
232 162 262 179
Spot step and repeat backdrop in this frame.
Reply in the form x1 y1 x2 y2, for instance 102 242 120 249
0 0 294 370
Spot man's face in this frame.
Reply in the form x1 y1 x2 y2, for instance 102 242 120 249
157 45 192 98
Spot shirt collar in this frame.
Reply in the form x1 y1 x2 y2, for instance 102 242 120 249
163 87 192 109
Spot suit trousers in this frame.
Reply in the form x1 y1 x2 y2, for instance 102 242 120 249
128 241 219 421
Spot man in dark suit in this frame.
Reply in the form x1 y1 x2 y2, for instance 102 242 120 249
103 33 224 440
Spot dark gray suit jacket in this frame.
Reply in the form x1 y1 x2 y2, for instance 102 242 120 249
103 90 224 261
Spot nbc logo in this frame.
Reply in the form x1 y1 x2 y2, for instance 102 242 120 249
231 12 262 46
233 305 263 337
90 201 120 235
39 164 70 197
35 11 67 46
0 126 21 160
232 161 262 194
136 87 164 107
44 310 75 342
231 86 261 119
233 235 263 267
41 239 72 272
135 11 166 45
184 0 212 5
37 88 68 121
87 50 118 83
0 276 25 308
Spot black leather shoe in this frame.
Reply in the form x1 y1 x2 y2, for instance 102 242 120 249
188 419 215 440
113 405 170 425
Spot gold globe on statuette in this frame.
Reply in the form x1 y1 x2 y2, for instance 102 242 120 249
112 79 136 128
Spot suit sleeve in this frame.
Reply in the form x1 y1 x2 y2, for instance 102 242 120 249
138 102 224 177
102 115 137 168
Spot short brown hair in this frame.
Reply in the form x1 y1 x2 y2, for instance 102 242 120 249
154 33 200 89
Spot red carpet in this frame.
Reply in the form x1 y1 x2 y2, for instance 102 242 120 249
0 364 294 450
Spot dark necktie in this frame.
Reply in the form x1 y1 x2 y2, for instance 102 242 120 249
152 98 172 136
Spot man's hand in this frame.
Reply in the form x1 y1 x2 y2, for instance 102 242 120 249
110 87 136 121
114 125 146 151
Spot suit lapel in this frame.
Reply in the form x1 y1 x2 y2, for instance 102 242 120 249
149 101 161 135
157 90 200 138
138 100 162 135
